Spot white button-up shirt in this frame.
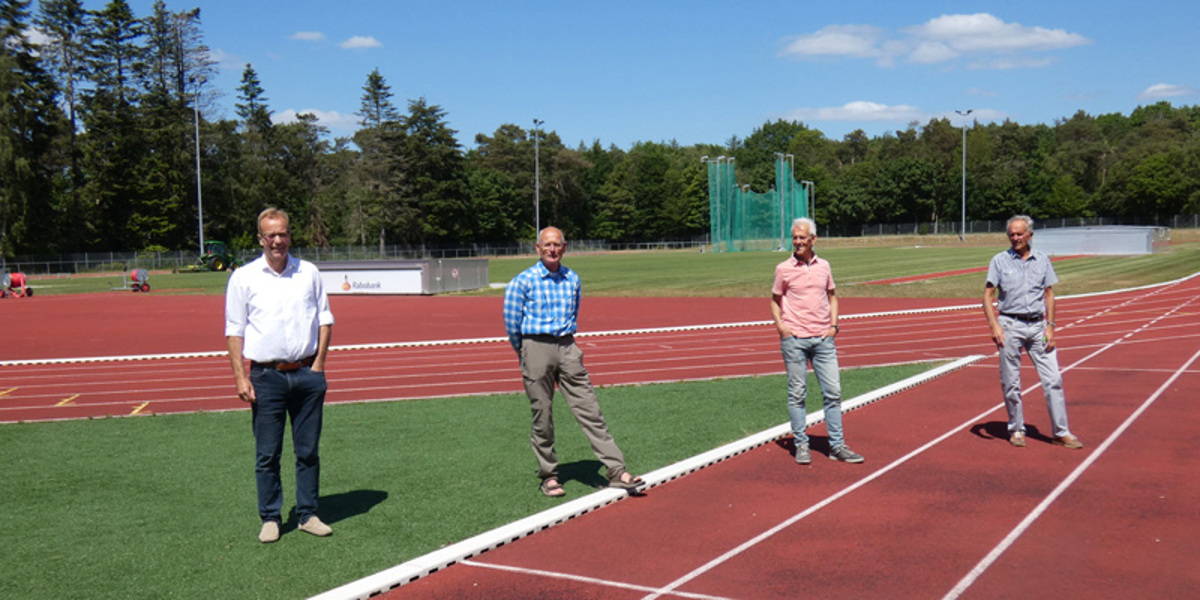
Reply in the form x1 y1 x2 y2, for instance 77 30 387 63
225 254 334 363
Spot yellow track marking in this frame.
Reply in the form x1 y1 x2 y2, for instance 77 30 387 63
56 394 79 406
0 387 16 397
130 402 151 415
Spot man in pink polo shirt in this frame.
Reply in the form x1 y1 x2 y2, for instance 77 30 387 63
770 218 864 465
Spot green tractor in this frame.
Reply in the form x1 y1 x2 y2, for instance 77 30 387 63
199 240 239 271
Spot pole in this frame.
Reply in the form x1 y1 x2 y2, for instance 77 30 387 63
193 78 205 255
533 118 543 236
955 109 973 241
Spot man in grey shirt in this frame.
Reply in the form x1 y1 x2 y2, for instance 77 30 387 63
983 215 1083 450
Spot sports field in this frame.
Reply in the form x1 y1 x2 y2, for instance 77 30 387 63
2 237 1198 599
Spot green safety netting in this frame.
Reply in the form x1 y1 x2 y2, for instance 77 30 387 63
705 154 809 252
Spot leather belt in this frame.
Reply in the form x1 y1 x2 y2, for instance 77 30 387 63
523 334 574 343
251 355 315 372
1000 312 1043 323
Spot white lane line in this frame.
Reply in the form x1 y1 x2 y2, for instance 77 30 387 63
640 291 1196 600
942 347 1200 599
461 560 735 600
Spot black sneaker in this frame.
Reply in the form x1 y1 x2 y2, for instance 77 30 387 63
828 445 864 463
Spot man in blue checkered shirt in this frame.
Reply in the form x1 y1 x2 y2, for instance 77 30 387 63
503 227 642 497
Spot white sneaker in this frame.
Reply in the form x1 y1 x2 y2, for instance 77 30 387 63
298 516 332 537
258 521 280 543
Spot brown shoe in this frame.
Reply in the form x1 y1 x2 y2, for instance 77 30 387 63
1055 434 1083 449
258 521 280 543
298 516 332 537
1009 432 1026 447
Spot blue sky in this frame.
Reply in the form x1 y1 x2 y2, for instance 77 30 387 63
94 0 1200 148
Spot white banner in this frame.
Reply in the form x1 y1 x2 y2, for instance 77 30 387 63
321 268 423 295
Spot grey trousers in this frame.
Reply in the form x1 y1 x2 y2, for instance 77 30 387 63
520 335 627 481
998 316 1073 437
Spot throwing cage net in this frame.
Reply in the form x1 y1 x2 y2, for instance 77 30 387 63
704 154 810 252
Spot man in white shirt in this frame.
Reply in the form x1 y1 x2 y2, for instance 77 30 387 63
226 207 334 543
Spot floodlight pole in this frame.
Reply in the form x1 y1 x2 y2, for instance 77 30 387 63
192 76 205 256
533 118 544 236
955 109 973 241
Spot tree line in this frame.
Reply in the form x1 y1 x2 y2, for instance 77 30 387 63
3 0 1199 258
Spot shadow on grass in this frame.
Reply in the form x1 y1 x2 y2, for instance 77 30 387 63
283 489 389 531
558 459 610 489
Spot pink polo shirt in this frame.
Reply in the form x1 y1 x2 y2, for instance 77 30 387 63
772 253 835 337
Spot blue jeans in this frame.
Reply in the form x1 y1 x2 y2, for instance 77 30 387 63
781 336 845 448
250 366 327 524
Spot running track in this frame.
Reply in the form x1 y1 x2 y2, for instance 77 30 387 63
324 274 1200 599
3 277 1198 599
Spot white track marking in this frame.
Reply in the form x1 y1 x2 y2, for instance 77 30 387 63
460 560 735 600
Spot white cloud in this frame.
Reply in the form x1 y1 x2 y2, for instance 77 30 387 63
275 108 359 135
906 14 1088 54
784 101 926 122
1138 83 1195 100
781 13 1089 70
782 25 884 59
289 31 327 42
339 36 382 49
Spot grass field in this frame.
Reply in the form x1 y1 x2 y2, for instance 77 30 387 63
2 367 933 600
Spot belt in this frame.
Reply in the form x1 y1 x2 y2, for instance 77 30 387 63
251 355 315 372
523 333 574 343
1000 312 1043 323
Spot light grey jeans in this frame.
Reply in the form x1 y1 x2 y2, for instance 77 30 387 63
998 316 1073 437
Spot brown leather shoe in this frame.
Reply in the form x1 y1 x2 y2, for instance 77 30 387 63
1009 432 1026 447
1055 434 1083 449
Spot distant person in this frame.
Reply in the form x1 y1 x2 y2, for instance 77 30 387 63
4 272 29 297
225 207 336 543
502 226 643 497
771 218 864 465
983 215 1082 450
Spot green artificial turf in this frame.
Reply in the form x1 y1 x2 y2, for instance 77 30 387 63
1 363 934 600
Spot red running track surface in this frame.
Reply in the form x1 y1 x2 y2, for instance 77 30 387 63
362 275 1200 599
0 295 968 422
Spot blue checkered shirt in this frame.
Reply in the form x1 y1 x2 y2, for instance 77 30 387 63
502 261 581 353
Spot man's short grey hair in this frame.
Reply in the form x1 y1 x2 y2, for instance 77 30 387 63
1007 215 1034 231
791 217 817 234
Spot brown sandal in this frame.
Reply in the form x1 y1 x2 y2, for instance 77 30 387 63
608 470 643 490
540 477 566 497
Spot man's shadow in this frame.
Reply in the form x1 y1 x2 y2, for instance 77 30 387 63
558 459 645 495
774 435 834 459
969 421 1051 444
282 489 388 532
559 460 611 488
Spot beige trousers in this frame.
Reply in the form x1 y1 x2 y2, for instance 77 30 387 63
520 335 627 481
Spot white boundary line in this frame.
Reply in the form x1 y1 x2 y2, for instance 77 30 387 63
307 355 985 600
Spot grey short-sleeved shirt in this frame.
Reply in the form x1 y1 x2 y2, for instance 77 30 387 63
985 248 1058 315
